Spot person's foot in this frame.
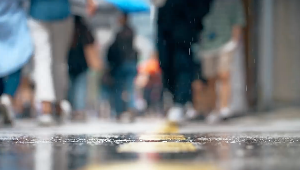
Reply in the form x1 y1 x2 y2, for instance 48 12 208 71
219 107 232 119
38 114 54 126
0 95 14 126
71 111 87 122
185 103 198 119
55 100 72 124
167 105 185 123
118 111 136 123
206 111 221 124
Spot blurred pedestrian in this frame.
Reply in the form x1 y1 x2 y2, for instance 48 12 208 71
28 0 97 125
0 0 33 125
107 13 138 122
155 0 212 123
68 15 102 121
196 0 246 123
136 54 163 115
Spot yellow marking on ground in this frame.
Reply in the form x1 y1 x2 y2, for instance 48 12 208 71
151 122 179 134
83 162 219 170
117 142 196 153
139 134 186 140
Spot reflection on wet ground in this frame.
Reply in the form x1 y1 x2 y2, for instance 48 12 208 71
1 132 300 170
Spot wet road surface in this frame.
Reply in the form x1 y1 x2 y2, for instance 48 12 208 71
1 108 300 170
1 132 300 170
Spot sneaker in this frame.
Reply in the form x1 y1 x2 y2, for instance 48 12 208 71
185 103 198 119
54 100 72 124
71 111 87 122
167 105 184 123
0 95 14 125
118 111 135 123
38 114 54 126
219 107 232 119
59 100 72 123
206 111 221 124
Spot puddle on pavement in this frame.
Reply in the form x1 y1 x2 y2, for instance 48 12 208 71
1 133 300 170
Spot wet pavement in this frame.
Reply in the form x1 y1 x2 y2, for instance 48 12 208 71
1 132 300 170
1 107 300 170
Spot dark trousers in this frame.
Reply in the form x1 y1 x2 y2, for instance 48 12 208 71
111 62 137 115
157 31 196 105
0 69 22 97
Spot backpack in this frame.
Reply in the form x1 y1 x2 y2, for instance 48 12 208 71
107 25 138 74
68 16 94 77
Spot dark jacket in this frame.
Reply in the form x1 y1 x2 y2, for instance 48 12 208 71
107 24 138 75
157 0 213 46
68 15 95 77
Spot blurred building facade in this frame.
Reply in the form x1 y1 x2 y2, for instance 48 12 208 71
246 0 300 110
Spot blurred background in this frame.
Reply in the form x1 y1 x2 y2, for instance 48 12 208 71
73 0 300 116
2 0 300 122
2 0 300 170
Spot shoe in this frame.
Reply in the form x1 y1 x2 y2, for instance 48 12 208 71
167 105 184 123
185 103 198 119
0 95 14 125
219 107 232 119
118 111 135 123
38 114 54 126
55 100 72 124
71 111 87 122
206 111 221 124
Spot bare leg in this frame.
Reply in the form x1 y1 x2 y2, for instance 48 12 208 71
206 77 218 111
218 71 231 109
42 101 52 114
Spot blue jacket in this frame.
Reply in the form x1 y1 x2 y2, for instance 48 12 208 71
29 0 71 21
0 0 33 77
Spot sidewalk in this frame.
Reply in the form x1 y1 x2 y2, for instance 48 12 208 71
1 107 300 136
181 106 300 133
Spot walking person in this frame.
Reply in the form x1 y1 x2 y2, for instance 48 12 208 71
28 0 97 125
107 13 138 122
0 0 33 125
196 0 246 123
68 15 102 121
155 0 212 123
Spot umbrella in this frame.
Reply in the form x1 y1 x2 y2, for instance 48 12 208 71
104 0 150 13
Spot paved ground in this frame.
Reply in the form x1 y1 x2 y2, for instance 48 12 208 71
1 107 300 170
1 107 300 135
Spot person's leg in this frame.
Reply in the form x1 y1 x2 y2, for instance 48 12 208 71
29 19 55 115
172 48 194 106
3 69 22 97
206 77 218 111
51 17 74 103
48 17 74 122
0 78 4 96
0 69 22 124
157 31 174 95
67 75 75 110
72 72 88 112
166 47 194 123
191 80 206 113
112 68 125 118
218 71 230 109
217 50 234 114
124 64 138 112
202 55 218 112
